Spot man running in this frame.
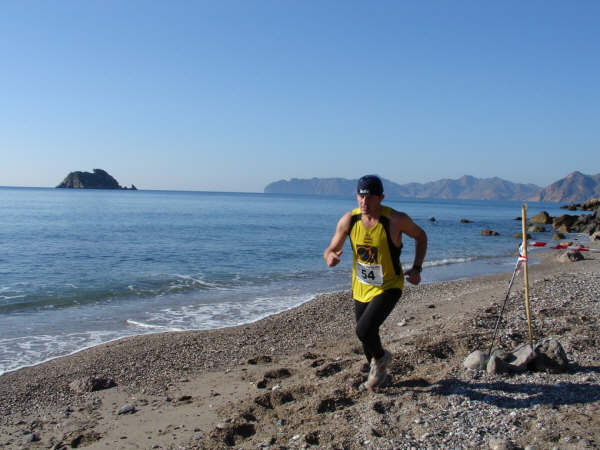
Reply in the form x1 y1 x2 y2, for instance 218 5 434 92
323 175 427 390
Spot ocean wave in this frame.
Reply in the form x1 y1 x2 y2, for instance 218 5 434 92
416 251 519 270
0 330 134 376
171 274 235 291
125 319 184 332
137 292 317 332
0 293 111 314
422 257 476 267
0 294 26 300
0 273 242 313
0 291 319 375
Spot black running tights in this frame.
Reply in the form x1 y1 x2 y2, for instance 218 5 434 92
354 289 402 363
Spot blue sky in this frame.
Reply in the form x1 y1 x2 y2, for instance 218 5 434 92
1 1 598 192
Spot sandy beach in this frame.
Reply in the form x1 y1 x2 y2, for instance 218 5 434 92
1 244 599 449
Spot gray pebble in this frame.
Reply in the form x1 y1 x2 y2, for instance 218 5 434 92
117 404 136 415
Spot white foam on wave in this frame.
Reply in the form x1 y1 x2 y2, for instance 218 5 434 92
173 273 218 287
172 274 235 291
0 284 26 300
140 292 317 332
126 319 183 332
0 290 321 375
420 257 476 268
125 274 237 298
1 294 26 300
0 330 136 376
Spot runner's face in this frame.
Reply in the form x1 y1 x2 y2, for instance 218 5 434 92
357 194 382 214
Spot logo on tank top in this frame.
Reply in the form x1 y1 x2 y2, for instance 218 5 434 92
357 245 378 263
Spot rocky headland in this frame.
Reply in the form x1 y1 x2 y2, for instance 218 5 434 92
264 172 600 203
537 172 600 203
264 176 541 201
56 169 137 190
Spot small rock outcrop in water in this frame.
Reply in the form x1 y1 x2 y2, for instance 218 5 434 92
56 169 137 190
481 229 499 236
529 211 552 224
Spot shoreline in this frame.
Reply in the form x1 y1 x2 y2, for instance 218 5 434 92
0 249 548 377
0 245 592 386
1 245 599 449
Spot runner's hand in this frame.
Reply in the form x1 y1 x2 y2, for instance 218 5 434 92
326 250 343 267
405 268 421 285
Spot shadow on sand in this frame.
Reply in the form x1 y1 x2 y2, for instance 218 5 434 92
431 370 600 409
384 364 600 409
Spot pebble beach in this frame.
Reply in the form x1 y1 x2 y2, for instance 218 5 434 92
1 245 599 449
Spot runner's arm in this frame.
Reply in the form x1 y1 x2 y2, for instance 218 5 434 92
392 211 427 284
323 212 351 267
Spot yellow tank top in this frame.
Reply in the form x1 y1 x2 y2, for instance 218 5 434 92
349 206 404 302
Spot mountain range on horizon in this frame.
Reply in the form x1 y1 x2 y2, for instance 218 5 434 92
264 171 600 203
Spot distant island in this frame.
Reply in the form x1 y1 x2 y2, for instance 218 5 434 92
264 171 600 203
56 169 137 190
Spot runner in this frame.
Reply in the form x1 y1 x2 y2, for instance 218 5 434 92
323 175 428 390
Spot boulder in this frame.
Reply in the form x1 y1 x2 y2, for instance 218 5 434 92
552 232 566 240
529 211 552 224
552 214 579 231
582 209 600 234
509 344 536 371
582 198 600 210
567 251 584 261
557 224 570 233
463 350 488 370
557 251 584 263
533 339 568 373
490 348 511 362
487 355 512 375
428 217 436 222
482 229 499 236
460 218 474 223
591 231 600 241
528 225 545 232
570 212 597 233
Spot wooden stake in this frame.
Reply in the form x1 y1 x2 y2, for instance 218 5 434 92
521 204 534 348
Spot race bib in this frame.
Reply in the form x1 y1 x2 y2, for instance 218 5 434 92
355 261 383 286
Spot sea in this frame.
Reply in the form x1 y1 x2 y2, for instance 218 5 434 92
0 187 573 375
